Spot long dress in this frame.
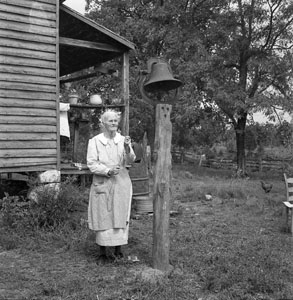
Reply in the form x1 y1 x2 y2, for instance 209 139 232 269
87 132 136 246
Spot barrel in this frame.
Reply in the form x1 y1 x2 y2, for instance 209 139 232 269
129 162 149 196
129 161 153 213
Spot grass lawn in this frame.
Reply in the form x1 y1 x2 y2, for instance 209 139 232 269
0 163 292 300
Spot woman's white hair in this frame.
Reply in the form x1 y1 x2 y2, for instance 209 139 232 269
100 109 121 125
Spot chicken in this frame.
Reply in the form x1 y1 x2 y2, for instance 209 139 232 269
260 181 273 193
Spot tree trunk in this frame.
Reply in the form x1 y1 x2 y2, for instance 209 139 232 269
235 114 247 175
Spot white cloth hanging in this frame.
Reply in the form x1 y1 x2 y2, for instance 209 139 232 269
59 103 70 138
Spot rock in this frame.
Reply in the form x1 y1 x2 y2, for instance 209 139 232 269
205 194 212 201
38 170 60 183
133 266 165 284
212 197 222 205
184 171 193 179
171 267 184 276
27 170 61 202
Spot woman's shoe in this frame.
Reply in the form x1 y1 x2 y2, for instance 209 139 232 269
114 246 123 259
96 254 108 265
114 251 124 259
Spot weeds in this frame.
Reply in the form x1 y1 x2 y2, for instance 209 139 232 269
0 178 86 231
0 164 292 300
0 229 18 250
0 193 31 229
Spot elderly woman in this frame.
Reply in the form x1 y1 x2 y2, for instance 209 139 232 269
87 110 136 264
87 110 135 263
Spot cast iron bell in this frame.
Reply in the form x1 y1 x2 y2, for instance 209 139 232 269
144 61 182 92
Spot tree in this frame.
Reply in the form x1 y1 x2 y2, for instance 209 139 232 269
85 0 293 174
85 0 228 146
172 103 227 149
201 0 293 174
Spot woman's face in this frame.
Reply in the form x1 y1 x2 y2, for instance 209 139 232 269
103 114 119 133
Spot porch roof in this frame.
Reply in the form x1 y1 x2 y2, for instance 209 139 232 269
59 4 135 76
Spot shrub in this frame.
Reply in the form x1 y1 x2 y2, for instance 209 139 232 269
205 147 216 159
218 148 224 157
0 193 30 229
0 178 86 230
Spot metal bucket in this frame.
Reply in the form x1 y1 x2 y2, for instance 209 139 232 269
133 195 153 214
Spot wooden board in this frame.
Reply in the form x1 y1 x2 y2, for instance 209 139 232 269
0 107 56 117
0 1 56 15
0 164 57 173
8 0 56 12
0 11 56 27
0 140 56 149
0 47 56 62
0 29 56 44
1 19 56 37
1 56 56 69
0 115 56 125
0 82 55 93
0 98 56 109
0 74 56 85
1 157 57 167
0 124 56 133
0 132 56 141
0 90 56 101
0 37 55 53
0 64 56 78
0 148 57 158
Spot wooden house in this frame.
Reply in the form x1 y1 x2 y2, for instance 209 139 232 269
0 0 135 175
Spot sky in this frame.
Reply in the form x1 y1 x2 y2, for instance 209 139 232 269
253 111 291 124
63 0 86 14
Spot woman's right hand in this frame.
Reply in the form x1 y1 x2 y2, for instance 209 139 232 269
108 165 120 176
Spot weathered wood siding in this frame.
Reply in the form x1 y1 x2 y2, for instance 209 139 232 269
0 0 59 173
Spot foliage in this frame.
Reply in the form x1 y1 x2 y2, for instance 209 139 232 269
0 178 85 230
200 0 293 171
172 103 228 148
129 100 154 143
60 59 122 105
246 123 269 151
84 0 293 171
276 121 293 148
83 70 122 105
0 193 31 229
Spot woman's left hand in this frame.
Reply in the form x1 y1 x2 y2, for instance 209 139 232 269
124 136 131 145
124 136 131 153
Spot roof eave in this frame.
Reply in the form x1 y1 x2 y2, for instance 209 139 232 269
60 5 135 51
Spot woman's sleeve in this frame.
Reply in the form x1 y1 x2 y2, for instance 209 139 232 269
87 138 110 176
124 143 136 165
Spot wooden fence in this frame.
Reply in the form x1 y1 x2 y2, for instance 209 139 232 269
172 150 292 173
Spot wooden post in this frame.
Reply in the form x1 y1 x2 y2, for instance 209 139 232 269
72 121 79 162
121 51 130 135
153 103 172 271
